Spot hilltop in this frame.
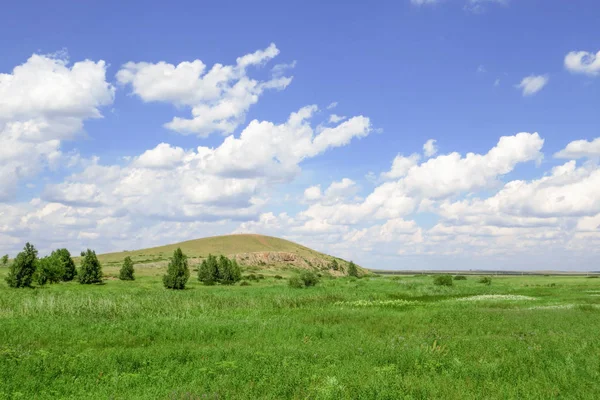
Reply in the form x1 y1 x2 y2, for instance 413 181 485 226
96 234 363 276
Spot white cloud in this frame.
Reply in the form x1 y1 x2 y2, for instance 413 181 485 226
411 0 440 5
465 0 508 13
381 154 420 180
0 53 114 200
477 65 486 73
303 185 322 202
554 137 600 159
516 75 549 96
117 43 292 137
564 50 600 76
423 139 438 157
326 102 338 110
494 78 501 87
329 114 347 123
271 60 296 78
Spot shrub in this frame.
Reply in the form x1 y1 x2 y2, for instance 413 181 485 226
454 275 467 281
78 249 103 284
6 243 38 288
329 259 339 271
51 249 77 281
240 281 251 286
300 271 319 287
163 248 189 290
348 261 359 278
587 275 599 279
1 254 8 266
198 255 218 285
245 274 259 281
119 256 135 281
433 275 453 286
274 275 283 280
288 276 304 288
219 256 241 285
36 255 64 286
479 276 492 286
257 274 265 280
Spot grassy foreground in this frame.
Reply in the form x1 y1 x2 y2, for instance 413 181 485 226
1 270 600 399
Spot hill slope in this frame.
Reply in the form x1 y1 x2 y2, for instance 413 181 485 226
97 234 363 276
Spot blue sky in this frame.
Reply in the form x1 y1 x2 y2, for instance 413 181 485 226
1 0 599 270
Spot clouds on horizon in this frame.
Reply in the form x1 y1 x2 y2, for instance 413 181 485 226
0 45 599 270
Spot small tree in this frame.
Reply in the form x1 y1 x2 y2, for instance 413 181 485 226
119 256 135 281
348 261 359 278
36 255 64 286
78 249 103 284
300 271 319 287
1 254 8 266
5 243 38 288
163 248 189 290
198 254 218 285
52 249 76 281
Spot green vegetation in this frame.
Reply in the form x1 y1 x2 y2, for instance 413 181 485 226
1 272 600 399
36 256 64 286
53 248 77 281
454 275 467 280
78 249 103 284
163 248 190 290
5 243 38 288
1 254 8 266
198 254 241 285
479 276 493 286
119 256 135 281
433 274 453 286
347 261 359 277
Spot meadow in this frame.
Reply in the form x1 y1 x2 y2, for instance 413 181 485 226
1 267 600 399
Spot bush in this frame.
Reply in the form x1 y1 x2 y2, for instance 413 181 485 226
163 248 189 290
119 256 135 281
219 256 242 285
240 281 251 286
348 261 359 278
244 274 259 281
36 255 64 285
51 249 77 281
198 255 218 285
329 259 339 271
274 275 283 280
5 243 38 288
257 274 265 280
288 276 304 288
300 271 319 287
433 275 453 286
454 275 467 281
479 276 492 286
1 254 8 266
78 249 103 284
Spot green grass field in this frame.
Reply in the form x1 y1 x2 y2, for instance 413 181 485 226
1 268 600 399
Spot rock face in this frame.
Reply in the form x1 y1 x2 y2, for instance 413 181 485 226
232 251 342 273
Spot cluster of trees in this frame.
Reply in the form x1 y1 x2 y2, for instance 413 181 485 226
328 259 360 277
197 254 242 285
4 243 137 288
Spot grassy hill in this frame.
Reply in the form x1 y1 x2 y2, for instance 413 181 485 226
96 234 362 276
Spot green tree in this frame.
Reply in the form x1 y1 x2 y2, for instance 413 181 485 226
119 256 135 281
78 249 103 284
1 254 8 266
198 254 218 285
5 243 38 288
36 255 64 286
300 271 319 287
348 261 359 278
163 248 189 290
220 258 241 285
51 249 76 281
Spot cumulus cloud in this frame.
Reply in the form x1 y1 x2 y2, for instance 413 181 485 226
0 53 114 199
117 43 292 137
516 74 549 96
564 50 600 76
423 139 438 157
554 137 600 159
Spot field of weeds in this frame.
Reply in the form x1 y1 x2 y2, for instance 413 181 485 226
1 271 600 399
